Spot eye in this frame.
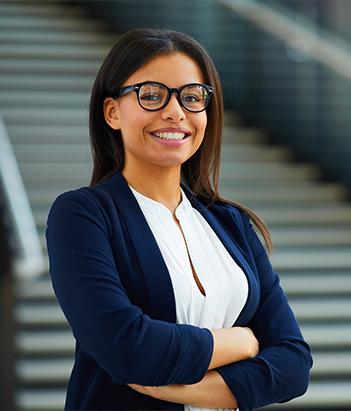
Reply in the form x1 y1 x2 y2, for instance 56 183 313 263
140 93 162 101
181 85 208 104
182 94 201 103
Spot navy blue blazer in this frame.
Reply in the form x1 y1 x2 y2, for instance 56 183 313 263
46 169 312 411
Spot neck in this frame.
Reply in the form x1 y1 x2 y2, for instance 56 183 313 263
121 164 182 216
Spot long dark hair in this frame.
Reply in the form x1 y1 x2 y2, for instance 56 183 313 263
89 27 273 253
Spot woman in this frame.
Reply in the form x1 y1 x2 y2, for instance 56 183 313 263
46 28 312 411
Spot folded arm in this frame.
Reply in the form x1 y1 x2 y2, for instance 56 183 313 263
214 210 313 410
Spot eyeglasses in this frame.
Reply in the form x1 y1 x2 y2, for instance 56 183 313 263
111 81 214 113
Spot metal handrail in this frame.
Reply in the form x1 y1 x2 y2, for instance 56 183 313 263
218 0 351 81
0 115 46 279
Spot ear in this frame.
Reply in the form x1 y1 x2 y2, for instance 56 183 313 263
103 97 121 130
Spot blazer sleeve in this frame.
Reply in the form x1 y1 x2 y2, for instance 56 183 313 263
215 210 313 411
45 189 213 386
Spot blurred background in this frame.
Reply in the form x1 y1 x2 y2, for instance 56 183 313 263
1 0 351 410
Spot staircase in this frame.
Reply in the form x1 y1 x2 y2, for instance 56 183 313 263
1 1 351 410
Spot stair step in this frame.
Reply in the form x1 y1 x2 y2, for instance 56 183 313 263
289 298 351 321
0 59 101 74
13 144 92 163
16 389 66 411
270 227 351 246
0 44 110 59
222 126 267 144
2 92 91 108
220 162 320 181
1 107 89 125
223 111 243 126
16 331 75 355
7 125 91 143
221 144 292 162
272 249 351 270
0 15 106 32
15 278 54 301
312 351 351 376
0 30 112 45
265 381 351 409
303 324 351 349
0 2 89 17
280 272 351 296
222 184 349 203
0 75 95 91
15 304 67 326
254 205 351 223
27 188 77 206
16 358 73 384
19 164 92 184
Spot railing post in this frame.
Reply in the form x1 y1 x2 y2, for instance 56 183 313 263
0 219 15 411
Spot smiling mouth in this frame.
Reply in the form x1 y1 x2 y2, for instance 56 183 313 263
150 131 191 140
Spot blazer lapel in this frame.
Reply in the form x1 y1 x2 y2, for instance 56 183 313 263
99 169 177 323
180 185 260 325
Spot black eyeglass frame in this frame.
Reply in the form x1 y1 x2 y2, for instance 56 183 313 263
111 81 214 113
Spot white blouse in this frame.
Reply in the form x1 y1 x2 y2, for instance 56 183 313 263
128 184 248 411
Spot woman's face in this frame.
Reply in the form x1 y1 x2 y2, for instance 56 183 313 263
104 52 208 174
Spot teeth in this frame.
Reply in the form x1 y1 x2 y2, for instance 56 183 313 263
152 132 186 140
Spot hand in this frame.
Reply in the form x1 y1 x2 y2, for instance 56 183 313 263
208 326 259 370
230 326 259 359
242 326 259 357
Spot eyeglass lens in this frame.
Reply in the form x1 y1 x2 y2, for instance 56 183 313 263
138 83 210 111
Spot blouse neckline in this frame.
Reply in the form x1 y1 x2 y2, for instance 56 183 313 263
128 184 191 219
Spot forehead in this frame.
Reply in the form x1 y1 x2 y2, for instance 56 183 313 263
123 52 205 86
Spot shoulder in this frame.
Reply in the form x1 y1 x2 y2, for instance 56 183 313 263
209 199 250 234
48 186 104 214
47 185 117 232
208 199 267 259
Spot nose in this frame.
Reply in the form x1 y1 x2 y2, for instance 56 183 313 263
160 92 186 122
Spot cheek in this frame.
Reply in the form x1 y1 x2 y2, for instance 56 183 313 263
119 106 150 136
